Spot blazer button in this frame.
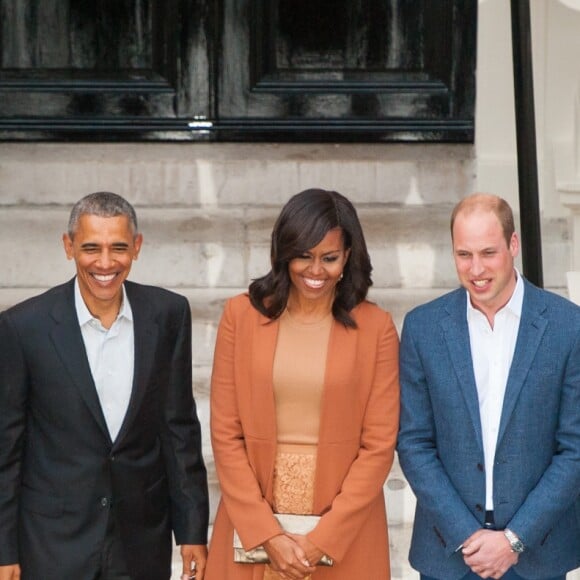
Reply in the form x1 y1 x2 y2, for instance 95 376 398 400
100 497 109 507
475 503 483 512
477 463 484 472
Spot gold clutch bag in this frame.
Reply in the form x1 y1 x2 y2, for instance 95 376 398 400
233 513 333 566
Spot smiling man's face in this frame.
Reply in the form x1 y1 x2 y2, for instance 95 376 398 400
452 208 518 323
63 214 142 319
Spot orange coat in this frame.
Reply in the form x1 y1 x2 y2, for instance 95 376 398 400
205 294 400 580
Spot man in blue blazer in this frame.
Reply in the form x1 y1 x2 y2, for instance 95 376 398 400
397 194 580 580
0 192 209 580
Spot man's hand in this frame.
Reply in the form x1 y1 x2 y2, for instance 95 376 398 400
180 544 207 580
0 564 21 580
462 529 518 579
263 534 316 580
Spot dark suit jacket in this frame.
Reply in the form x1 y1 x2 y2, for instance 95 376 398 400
0 279 209 580
397 279 580 580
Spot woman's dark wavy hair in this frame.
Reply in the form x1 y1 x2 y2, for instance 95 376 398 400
248 188 373 328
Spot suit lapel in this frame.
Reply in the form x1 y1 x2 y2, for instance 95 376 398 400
114 283 159 446
497 282 547 443
440 290 484 452
49 280 111 444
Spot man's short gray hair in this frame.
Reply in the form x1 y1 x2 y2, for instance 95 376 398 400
68 192 138 238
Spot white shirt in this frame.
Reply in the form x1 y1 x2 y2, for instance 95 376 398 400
466 270 524 510
75 279 135 442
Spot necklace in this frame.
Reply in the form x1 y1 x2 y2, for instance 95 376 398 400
284 307 332 326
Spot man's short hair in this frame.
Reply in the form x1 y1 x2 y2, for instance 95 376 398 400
68 192 138 238
450 193 515 246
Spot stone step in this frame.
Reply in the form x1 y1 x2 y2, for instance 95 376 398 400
0 281 571 369
0 142 473 207
0 285 447 371
0 205 570 289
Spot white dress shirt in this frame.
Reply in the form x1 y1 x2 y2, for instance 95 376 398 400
75 279 134 442
466 270 524 510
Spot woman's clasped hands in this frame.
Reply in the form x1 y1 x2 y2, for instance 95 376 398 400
263 533 318 580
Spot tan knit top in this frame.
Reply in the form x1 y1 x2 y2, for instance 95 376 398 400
272 310 333 445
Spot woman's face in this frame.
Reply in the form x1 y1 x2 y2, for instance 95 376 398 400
288 227 350 306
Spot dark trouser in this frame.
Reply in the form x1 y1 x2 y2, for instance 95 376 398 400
95 509 132 580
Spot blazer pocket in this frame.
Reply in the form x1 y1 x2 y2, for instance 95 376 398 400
21 487 65 518
143 475 168 504
120 476 168 525
432 525 447 548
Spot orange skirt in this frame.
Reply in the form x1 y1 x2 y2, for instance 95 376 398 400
263 444 316 580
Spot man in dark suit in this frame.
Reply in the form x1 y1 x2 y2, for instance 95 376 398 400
0 192 209 580
397 194 580 580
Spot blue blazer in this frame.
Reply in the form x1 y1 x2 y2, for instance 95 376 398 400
397 279 580 580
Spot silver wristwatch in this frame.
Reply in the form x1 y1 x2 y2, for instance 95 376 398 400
504 528 525 553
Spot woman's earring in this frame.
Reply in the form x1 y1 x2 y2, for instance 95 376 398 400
338 273 344 281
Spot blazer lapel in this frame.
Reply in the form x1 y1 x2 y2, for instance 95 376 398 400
113 283 159 446
318 319 357 442
440 290 484 452
497 282 547 443
250 312 278 440
49 280 111 444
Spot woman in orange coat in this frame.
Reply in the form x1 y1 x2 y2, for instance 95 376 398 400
205 189 400 580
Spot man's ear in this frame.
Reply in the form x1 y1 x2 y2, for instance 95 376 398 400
509 232 519 258
132 233 143 260
63 233 74 260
